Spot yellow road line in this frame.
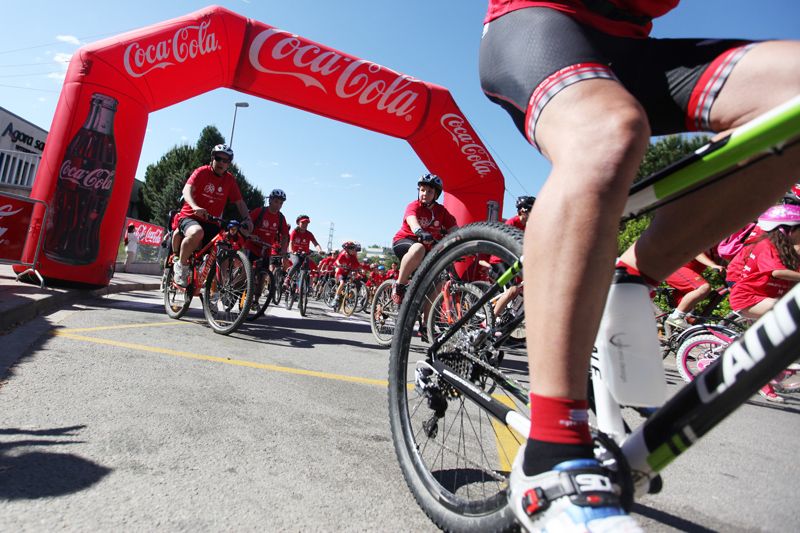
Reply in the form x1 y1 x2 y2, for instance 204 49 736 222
52 331 387 387
491 394 525 473
59 321 193 333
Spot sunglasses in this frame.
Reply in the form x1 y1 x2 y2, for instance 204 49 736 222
214 156 231 163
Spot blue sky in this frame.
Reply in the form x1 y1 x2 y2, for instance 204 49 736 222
2 1 799 248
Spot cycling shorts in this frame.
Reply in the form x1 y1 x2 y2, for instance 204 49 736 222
178 217 221 250
392 238 418 261
479 7 754 150
665 266 708 301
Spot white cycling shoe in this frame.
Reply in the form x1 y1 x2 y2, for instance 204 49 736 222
508 448 642 532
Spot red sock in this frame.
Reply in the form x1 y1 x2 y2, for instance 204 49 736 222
529 392 591 445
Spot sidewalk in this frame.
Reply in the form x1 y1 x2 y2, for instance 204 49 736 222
0 264 163 334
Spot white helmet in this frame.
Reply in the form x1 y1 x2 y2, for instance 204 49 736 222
211 144 234 161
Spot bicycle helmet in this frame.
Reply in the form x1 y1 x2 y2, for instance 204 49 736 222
355 242 362 252
296 214 310 224
516 195 535 212
417 173 443 199
757 204 800 231
211 144 234 161
378 265 385 271
782 183 800 206
227 220 241 230
269 189 287 201
342 241 357 250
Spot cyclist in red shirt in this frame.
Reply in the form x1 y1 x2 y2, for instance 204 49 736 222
385 262 399 280
332 241 362 309
391 174 458 304
286 214 323 286
492 196 535 318
171 144 253 286
480 1 800 529
663 252 725 329
244 189 289 264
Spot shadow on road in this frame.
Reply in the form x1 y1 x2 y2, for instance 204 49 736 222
0 425 111 500
632 502 716 532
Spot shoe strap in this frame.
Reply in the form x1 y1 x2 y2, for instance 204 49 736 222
520 463 620 517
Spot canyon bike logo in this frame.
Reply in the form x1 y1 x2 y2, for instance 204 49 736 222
59 161 114 191
123 20 219 78
247 28 422 122
440 113 498 177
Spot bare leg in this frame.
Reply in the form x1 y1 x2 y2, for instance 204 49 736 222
675 284 711 314
397 243 425 285
526 79 651 399
179 226 203 265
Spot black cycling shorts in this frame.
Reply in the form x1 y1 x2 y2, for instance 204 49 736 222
392 238 418 261
178 217 221 250
479 7 754 150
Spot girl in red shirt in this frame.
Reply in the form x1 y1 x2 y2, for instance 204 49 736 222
332 241 361 310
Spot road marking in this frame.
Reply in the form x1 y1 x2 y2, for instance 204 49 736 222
59 321 193 333
52 331 387 387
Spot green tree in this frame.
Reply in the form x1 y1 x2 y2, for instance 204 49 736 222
141 126 264 227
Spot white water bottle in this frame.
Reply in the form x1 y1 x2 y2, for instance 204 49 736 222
595 268 666 407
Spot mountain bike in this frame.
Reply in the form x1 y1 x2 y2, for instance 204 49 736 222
272 258 287 305
387 94 800 532
163 217 254 335
285 252 311 315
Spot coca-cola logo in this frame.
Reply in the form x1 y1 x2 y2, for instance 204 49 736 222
248 28 422 122
440 113 498 176
0 204 24 217
60 161 114 191
123 20 219 78
133 224 164 246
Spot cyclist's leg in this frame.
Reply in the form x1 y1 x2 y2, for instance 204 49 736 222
620 40 800 280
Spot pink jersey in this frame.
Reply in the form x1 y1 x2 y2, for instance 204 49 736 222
729 238 796 311
484 0 680 38
175 165 242 224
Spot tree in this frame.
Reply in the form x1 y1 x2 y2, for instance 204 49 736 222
141 126 264 227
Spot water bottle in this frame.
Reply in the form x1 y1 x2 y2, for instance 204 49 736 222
595 267 666 407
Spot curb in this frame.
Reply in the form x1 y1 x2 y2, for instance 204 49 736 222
0 280 162 334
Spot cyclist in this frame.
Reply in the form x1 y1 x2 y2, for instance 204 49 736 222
480 1 800 529
391 173 458 304
332 241 362 309
171 144 253 286
729 204 800 402
506 195 534 230
286 215 324 288
492 196 535 318
244 189 290 265
385 262 399 280
663 252 725 329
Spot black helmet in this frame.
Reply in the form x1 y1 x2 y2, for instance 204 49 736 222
269 189 287 201
417 173 443 198
211 144 234 161
516 195 535 212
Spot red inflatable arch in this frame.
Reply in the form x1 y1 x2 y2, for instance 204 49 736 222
16 5 504 286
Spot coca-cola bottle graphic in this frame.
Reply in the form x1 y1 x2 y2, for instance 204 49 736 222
44 93 118 265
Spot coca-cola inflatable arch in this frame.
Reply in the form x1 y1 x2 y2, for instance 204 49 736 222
16 5 504 287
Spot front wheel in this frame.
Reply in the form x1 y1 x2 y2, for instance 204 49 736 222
298 273 310 317
342 283 358 316
163 263 193 319
675 333 729 383
202 249 254 335
370 280 396 347
388 222 527 532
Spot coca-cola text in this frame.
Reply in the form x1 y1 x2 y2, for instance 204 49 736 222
440 113 498 176
123 20 219 78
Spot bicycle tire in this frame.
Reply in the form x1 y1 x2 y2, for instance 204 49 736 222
272 268 285 305
248 268 275 321
202 249 254 335
426 283 495 347
388 222 526 532
370 279 397 347
163 264 193 319
675 333 729 383
299 273 310 317
358 282 370 313
342 284 358 316
286 274 297 311
323 278 338 308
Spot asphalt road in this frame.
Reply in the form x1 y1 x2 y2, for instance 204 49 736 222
1 289 798 531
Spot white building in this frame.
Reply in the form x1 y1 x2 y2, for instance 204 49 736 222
0 106 47 197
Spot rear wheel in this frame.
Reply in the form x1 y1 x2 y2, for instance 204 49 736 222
202 249 254 335
426 283 494 346
286 273 297 311
163 264 193 319
248 268 275 321
675 333 728 383
370 279 396 347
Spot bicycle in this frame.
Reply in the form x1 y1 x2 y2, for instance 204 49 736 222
244 235 277 321
285 252 312 316
271 258 287 305
370 278 398 347
163 217 254 335
387 94 800 532
340 270 366 317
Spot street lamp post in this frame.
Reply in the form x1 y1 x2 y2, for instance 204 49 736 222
229 101 249 148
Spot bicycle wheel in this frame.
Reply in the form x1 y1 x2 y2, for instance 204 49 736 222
323 278 338 308
426 283 495 346
286 273 297 311
342 284 358 316
298 273 310 317
163 264 193 319
370 279 397 347
357 283 370 313
248 268 275 321
272 268 285 305
675 333 729 383
202 249 254 335
388 222 527 532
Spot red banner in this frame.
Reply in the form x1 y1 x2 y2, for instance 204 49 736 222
125 217 165 247
0 195 34 262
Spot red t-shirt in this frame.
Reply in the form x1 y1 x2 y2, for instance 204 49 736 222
245 207 288 257
335 251 361 278
175 166 242 225
385 268 399 280
393 200 458 243
729 238 796 311
484 0 680 38
289 228 318 254
505 215 526 231
725 226 766 285
318 257 335 273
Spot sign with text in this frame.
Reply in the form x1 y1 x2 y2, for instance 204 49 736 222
0 193 35 263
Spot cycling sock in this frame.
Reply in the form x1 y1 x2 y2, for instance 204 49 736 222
523 393 592 475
